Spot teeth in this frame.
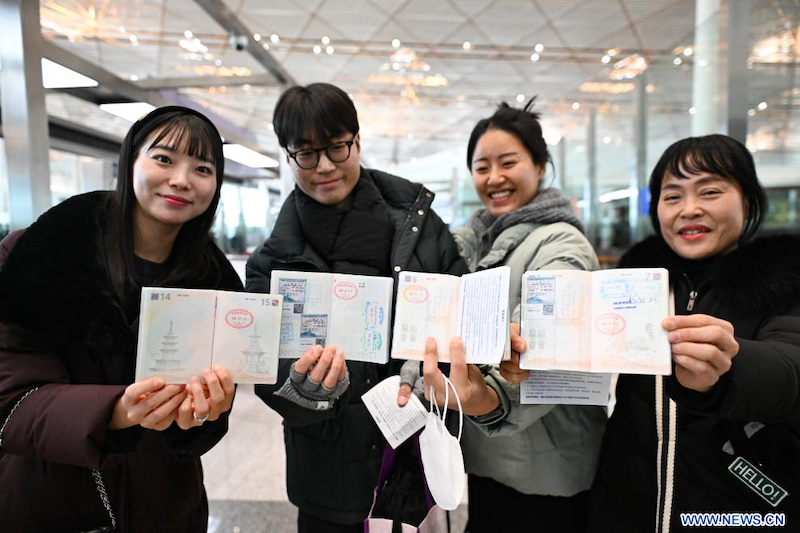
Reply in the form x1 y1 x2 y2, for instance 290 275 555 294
682 229 707 235
490 191 512 199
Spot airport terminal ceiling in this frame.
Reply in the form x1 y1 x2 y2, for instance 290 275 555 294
2 0 800 242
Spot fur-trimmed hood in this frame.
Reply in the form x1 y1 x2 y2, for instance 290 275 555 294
620 234 800 318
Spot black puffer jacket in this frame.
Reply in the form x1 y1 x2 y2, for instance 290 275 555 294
589 235 800 532
0 192 243 532
246 168 468 524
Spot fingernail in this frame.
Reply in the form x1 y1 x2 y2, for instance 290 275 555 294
662 319 675 329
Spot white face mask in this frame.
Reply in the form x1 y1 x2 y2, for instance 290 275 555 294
418 376 465 511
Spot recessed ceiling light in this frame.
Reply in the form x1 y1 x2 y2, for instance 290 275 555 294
534 43 544 52
223 144 279 168
41 59 98 89
99 102 156 122
462 41 471 50
392 39 401 48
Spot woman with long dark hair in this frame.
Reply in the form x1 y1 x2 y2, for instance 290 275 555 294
0 106 241 532
589 134 800 530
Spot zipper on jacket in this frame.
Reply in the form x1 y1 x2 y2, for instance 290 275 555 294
682 273 710 312
0 387 39 447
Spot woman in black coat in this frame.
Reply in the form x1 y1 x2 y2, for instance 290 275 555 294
0 106 241 532
589 134 800 531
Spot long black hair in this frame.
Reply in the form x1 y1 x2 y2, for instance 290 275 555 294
648 134 767 244
103 105 225 306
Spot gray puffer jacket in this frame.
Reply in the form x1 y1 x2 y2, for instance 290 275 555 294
455 217 607 496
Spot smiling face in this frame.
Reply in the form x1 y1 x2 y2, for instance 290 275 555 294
471 128 545 217
287 132 361 207
657 171 747 260
132 130 218 236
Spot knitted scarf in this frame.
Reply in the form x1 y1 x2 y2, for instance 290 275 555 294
295 170 395 276
468 187 585 259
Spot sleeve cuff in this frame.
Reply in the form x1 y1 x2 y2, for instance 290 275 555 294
467 374 511 426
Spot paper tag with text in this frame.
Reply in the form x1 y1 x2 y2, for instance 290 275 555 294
362 375 427 449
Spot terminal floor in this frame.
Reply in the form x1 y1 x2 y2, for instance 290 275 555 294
203 385 468 533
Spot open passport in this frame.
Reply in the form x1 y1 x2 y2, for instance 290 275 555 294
135 288 283 384
520 268 672 375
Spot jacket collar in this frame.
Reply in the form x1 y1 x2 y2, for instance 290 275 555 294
620 234 800 317
263 167 434 265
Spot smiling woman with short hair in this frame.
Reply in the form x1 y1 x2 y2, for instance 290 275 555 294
589 134 800 531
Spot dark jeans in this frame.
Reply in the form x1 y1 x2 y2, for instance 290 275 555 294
466 474 590 533
298 510 364 533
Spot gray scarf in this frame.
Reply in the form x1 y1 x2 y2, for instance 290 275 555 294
469 188 585 258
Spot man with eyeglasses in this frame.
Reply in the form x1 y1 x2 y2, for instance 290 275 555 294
246 83 468 533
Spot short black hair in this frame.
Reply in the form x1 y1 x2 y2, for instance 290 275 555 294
466 97 551 172
649 134 768 243
273 83 359 149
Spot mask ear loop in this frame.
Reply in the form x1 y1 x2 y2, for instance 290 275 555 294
441 375 464 442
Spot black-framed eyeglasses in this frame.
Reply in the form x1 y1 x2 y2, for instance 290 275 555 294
287 139 356 169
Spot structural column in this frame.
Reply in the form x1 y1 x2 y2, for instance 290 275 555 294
630 74 649 243
0 0 52 229
585 110 599 244
691 0 750 143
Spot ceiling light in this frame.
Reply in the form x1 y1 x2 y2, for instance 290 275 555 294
130 74 139 81
313 45 321 54
758 101 768 110
516 93 525 103
688 106 697 115
392 39 401 48
326 45 334 54
129 35 139 45
253 33 261 41
184 30 193 39
270 34 279 43
530 53 540 62
223 144 279 168
601 55 611 64
462 41 471 50
673 57 682 66
118 26 126 33
534 43 544 53
41 58 98 89
215 59 222 66
572 102 580 110
603 136 611 144
99 102 156 122
748 109 756 116
757 141 767 150
683 47 693 56
607 48 620 56
262 43 269 50
599 188 637 203
543 131 562 145
321 36 330 45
